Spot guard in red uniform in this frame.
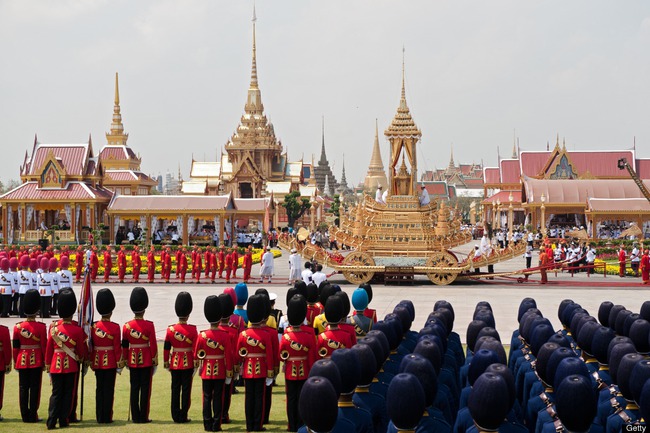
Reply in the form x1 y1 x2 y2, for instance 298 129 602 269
163 247 172 283
230 249 239 280
243 247 253 283
45 289 88 430
103 246 113 284
196 295 234 432
164 292 197 424
191 246 199 280
217 246 226 279
90 288 122 424
90 247 99 284
178 248 188 283
217 292 240 425
204 248 212 279
123 287 158 423
117 246 127 283
209 247 218 283
175 248 183 279
0 319 11 421
224 249 233 284
132 246 142 283
194 248 203 284
74 247 84 284
13 289 47 423
280 294 317 431
317 296 354 358
237 294 276 432
147 246 156 283
642 249 650 284
618 244 627 277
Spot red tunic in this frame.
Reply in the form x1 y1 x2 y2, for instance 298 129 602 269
338 322 358 347
305 304 323 327
195 328 233 380
225 254 233 281
243 253 253 281
45 321 88 373
619 249 627 277
175 250 183 277
218 251 226 277
163 253 172 281
193 254 203 282
0 325 11 371
209 252 218 281
280 326 317 380
641 254 650 283
191 250 198 278
204 251 212 277
131 251 142 281
117 250 127 281
237 326 276 379
147 250 156 282
90 252 99 282
164 322 198 370
179 253 188 282
12 319 47 369
122 318 157 368
230 251 239 277
75 251 84 282
90 319 122 370
317 326 353 358
103 251 112 282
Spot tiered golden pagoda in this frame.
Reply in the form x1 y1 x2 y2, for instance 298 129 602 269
331 58 471 261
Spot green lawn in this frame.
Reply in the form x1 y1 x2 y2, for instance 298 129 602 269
1 343 289 432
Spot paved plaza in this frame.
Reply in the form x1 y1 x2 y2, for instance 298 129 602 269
2 242 648 343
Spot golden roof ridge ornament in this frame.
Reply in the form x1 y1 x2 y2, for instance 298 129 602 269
106 72 128 146
385 47 421 138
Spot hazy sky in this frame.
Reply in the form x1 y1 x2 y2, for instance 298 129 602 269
1 1 650 188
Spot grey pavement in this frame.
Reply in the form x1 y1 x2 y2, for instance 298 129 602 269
2 241 648 345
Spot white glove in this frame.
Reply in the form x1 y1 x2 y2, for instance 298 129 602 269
192 368 197 378
265 377 273 386
234 372 240 382
225 377 232 385
116 368 123 375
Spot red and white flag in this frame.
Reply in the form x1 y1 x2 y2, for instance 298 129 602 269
77 266 94 351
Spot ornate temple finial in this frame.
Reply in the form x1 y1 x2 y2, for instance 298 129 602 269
340 153 348 188
251 2 258 89
562 137 566 151
319 116 327 164
546 141 549 151
115 72 120 106
107 72 127 145
401 45 406 101
448 144 455 169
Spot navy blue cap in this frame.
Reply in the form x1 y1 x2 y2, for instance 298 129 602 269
429 310 453 336
466 320 488 353
615 310 633 336
553 357 590 390
477 326 501 342
617 353 644 400
474 336 507 365
560 303 581 328
546 347 577 390
547 333 571 349
413 338 442 375
555 375 598 433
557 299 574 325
357 335 385 373
398 300 416 321
308 359 342 396
485 363 516 410
518 299 537 323
639 378 650 422
350 343 378 386
330 348 360 394
384 313 404 339
373 321 399 351
399 353 438 406
473 308 495 329
529 322 555 357
576 320 600 355
299 376 338 432
474 301 493 312
468 372 510 430
608 342 637 384
591 326 616 364
519 310 542 341
434 299 455 320
630 359 650 404
629 319 650 354
468 349 500 386
535 342 560 386
386 373 425 430
597 301 614 327
366 330 390 360
640 301 650 322
570 314 595 341
607 305 626 332
623 313 641 337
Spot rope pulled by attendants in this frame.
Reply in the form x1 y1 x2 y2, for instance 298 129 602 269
6 284 650 433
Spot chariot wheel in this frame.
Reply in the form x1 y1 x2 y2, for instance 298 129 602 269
342 252 375 284
426 251 459 285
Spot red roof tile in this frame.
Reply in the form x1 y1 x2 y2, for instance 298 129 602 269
483 190 521 204
28 144 88 176
587 198 650 212
233 198 272 211
109 195 232 212
105 170 138 181
500 159 521 183
522 178 650 204
1 181 112 201
99 145 138 161
423 182 448 196
636 159 650 179
483 167 500 184
520 150 635 178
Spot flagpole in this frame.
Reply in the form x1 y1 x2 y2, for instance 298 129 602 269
78 265 93 422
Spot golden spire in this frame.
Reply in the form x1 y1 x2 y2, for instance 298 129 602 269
385 47 421 138
245 4 263 112
448 144 455 169
364 119 388 190
106 72 128 146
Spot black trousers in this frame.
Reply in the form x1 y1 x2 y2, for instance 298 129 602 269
95 369 117 423
40 296 51 319
1 295 11 317
222 379 234 421
526 257 532 269
12 292 19 315
19 293 26 317
170 368 193 423
244 378 266 432
0 368 4 410
18 368 42 422
129 366 152 423
202 379 225 431
50 293 58 316
47 372 75 429
285 379 305 432
264 378 272 423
